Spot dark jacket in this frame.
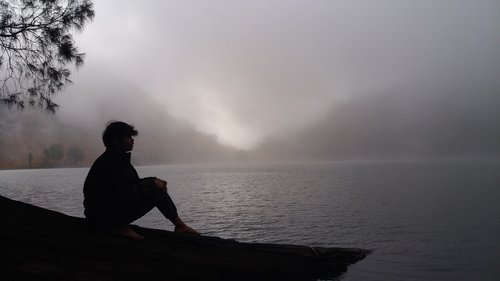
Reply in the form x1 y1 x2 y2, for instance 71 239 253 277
83 149 154 226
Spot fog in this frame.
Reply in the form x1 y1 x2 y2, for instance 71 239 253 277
1 0 499 168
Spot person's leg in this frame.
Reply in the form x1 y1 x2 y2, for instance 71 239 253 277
114 183 199 236
138 182 179 220
145 186 199 235
143 185 200 235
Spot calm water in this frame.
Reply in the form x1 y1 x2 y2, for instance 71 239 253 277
1 160 499 281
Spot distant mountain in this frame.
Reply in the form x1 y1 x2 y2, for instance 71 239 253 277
0 94 242 169
251 87 500 161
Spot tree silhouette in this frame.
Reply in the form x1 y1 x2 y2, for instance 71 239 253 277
28 151 33 168
66 145 83 165
44 143 64 165
0 0 94 112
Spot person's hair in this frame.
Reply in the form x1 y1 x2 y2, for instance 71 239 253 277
102 121 138 148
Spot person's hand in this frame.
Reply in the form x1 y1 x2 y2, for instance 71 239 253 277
153 177 167 192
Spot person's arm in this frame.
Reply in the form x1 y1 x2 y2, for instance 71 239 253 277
137 177 167 192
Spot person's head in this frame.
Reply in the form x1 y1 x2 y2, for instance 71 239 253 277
102 121 138 151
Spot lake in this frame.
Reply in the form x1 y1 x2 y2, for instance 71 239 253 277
1 160 499 280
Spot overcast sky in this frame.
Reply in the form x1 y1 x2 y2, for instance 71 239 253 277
57 0 500 149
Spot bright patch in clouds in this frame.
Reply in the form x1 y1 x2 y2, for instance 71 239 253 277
163 84 264 149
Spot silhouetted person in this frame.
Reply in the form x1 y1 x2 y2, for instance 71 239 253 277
83 121 199 240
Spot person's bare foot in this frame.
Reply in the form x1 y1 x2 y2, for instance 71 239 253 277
173 216 200 235
174 224 200 235
111 226 144 240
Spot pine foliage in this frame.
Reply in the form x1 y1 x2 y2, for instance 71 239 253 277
0 0 94 112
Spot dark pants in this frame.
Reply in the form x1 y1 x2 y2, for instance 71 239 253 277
115 183 179 226
87 180 179 228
